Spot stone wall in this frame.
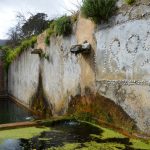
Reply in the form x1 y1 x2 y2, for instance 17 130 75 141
95 0 150 133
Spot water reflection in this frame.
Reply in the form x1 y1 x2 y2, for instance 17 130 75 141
0 99 33 124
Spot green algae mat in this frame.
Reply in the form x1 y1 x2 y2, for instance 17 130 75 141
0 120 149 150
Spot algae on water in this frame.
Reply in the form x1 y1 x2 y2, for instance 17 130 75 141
0 126 50 143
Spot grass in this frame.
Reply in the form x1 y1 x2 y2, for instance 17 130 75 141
81 0 117 24
0 126 50 143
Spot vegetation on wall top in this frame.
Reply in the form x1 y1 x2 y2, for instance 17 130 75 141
55 15 72 36
45 15 74 45
2 36 37 71
81 0 117 24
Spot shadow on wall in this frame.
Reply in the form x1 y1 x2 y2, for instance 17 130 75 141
67 90 137 132
29 72 52 118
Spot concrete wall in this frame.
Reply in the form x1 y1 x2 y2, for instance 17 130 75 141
95 0 150 133
8 32 81 115
8 0 150 134
8 48 40 104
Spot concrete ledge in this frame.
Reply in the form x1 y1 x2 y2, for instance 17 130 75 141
0 121 38 130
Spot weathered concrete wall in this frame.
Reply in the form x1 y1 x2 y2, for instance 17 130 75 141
8 49 40 104
95 0 150 133
42 34 81 115
0 51 5 94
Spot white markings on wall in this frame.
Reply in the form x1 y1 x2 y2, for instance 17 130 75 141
96 19 150 80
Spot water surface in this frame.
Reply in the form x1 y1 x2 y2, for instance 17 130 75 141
0 99 34 124
0 120 143 150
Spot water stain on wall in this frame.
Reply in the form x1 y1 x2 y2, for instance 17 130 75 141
30 72 52 118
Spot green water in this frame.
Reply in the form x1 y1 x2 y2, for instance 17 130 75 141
0 120 150 150
0 99 34 124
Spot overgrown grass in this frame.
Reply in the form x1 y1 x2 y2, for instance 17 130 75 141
124 0 135 5
2 36 37 71
81 0 117 24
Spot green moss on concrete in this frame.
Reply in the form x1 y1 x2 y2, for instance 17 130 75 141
67 94 136 132
0 126 50 143
130 139 150 149
100 127 125 139
48 143 80 150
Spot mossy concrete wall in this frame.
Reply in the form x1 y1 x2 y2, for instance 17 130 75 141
8 0 150 134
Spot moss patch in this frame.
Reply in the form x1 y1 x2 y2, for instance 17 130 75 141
0 126 50 143
130 139 150 149
67 94 136 132
2 36 37 71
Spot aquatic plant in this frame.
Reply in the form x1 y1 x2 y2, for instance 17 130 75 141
81 0 117 24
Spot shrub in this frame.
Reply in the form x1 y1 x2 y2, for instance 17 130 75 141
55 16 72 36
124 0 135 5
81 0 117 24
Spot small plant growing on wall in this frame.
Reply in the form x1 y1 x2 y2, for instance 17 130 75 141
45 30 54 45
124 0 135 5
45 21 55 45
81 0 117 24
55 16 72 36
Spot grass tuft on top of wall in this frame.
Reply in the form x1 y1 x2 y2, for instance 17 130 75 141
45 15 73 46
81 0 117 24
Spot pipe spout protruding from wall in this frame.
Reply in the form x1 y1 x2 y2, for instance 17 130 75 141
70 40 91 55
